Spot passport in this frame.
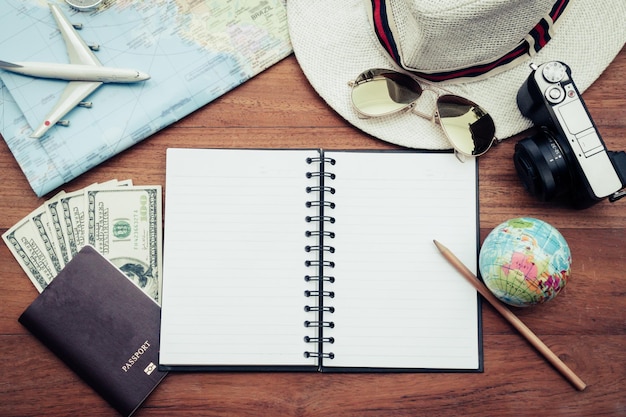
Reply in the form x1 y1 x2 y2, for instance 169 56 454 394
18 245 167 416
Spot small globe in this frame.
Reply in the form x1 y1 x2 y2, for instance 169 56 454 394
478 218 571 307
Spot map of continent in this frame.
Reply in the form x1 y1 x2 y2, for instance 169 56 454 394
0 0 291 196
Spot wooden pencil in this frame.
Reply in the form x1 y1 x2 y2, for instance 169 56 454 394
433 239 587 391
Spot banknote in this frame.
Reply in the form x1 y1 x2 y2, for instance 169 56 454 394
85 185 163 303
52 180 122 258
45 191 71 265
29 204 65 272
2 207 62 291
58 187 89 258
3 179 163 303
3 181 127 291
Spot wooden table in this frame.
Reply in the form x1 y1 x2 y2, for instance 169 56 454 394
1 48 625 416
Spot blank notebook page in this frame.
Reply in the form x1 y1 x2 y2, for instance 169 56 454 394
159 148 480 370
323 151 479 370
160 149 315 367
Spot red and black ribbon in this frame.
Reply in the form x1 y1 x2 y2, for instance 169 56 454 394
370 0 570 82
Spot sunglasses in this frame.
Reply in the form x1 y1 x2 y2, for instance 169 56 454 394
349 69 497 159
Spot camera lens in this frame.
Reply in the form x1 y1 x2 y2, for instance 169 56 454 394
513 129 572 201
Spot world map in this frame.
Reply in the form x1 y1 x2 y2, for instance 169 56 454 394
478 217 571 307
0 0 291 196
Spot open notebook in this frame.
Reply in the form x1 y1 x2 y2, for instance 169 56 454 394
159 148 482 372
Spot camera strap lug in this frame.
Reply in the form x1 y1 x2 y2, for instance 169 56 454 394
608 189 626 203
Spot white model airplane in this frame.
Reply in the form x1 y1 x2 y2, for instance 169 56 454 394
0 3 150 138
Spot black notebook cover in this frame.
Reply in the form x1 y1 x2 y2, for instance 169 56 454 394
18 245 167 417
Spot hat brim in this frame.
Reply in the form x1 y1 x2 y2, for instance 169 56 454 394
288 0 626 149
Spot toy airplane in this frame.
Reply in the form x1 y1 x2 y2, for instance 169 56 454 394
0 3 150 138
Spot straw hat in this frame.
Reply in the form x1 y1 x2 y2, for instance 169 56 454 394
287 0 626 149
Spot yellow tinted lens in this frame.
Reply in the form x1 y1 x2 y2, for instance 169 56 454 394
351 71 422 117
437 95 495 156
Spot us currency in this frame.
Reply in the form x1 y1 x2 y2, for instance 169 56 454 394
2 207 63 291
30 204 65 271
55 180 128 258
45 191 70 265
58 187 89 258
3 179 143 293
85 185 163 303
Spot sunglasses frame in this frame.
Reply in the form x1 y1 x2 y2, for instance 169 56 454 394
349 68 499 159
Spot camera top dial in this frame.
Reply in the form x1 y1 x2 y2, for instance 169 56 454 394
516 61 626 207
542 61 567 83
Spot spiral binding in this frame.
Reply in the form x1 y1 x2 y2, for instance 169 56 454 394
305 260 335 268
304 336 335 343
303 351 335 359
304 320 335 328
306 186 336 194
304 152 336 362
305 215 336 224
305 245 335 253
306 200 336 209
306 171 336 180
306 156 336 165
304 305 335 313
305 230 336 239
304 274 335 283
304 290 335 298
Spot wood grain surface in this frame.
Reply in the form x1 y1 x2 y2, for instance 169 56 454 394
1 48 624 416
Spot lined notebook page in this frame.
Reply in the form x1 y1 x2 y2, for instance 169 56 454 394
324 151 479 370
160 148 317 367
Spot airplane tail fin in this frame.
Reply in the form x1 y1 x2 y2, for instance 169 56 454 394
0 60 23 69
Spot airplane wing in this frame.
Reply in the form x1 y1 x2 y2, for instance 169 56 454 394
31 80 102 138
29 5 104 138
49 4 102 67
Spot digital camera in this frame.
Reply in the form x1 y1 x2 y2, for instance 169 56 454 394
514 61 626 208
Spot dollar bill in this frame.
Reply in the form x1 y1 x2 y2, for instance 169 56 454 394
2 179 166 304
56 180 127 258
2 208 62 291
45 191 71 265
29 204 65 272
85 185 163 303
58 187 89 258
